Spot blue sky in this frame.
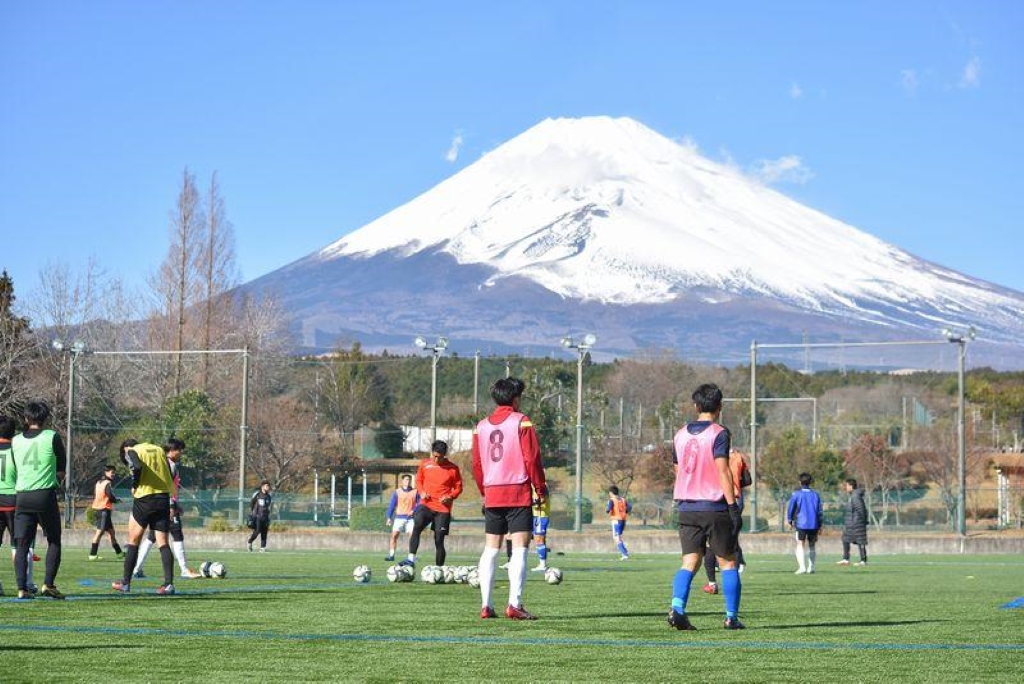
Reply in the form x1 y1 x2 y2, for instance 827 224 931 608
2 1 1022 302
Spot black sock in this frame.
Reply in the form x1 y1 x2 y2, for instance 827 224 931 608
123 545 139 583
159 545 174 585
113 542 122 554
90 543 100 556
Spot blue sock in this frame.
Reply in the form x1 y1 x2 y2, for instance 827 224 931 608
537 544 547 562
722 567 741 618
671 568 694 612
617 541 628 556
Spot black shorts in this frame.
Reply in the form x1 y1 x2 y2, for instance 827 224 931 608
484 506 533 536
14 489 62 544
795 528 819 544
94 508 115 532
413 507 451 536
677 509 737 559
132 494 171 533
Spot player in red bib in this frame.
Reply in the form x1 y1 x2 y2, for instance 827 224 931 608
472 377 547 620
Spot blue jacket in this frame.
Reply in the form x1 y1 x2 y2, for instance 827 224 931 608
787 487 823 531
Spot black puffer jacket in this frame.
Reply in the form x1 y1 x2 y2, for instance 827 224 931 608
842 487 869 544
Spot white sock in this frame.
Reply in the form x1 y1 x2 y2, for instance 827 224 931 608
388 546 396 557
508 546 528 608
795 543 806 571
406 553 416 563
808 547 816 572
172 540 188 573
479 547 499 608
135 537 154 573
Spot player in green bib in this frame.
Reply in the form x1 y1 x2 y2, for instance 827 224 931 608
10 401 66 600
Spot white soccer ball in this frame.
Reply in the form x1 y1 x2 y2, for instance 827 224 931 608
467 568 480 587
442 566 456 584
353 565 372 583
200 561 227 579
453 566 469 584
399 565 415 582
421 565 443 584
544 567 563 585
386 565 404 583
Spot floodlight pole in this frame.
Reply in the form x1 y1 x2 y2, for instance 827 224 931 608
238 347 250 526
415 336 449 445
562 334 596 533
749 341 758 532
944 328 975 538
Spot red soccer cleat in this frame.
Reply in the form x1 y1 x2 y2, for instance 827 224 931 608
702 582 718 595
505 604 538 620
480 606 497 619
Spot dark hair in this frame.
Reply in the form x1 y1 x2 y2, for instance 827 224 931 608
400 473 412 481
0 415 15 440
164 438 185 452
608 485 620 496
431 440 448 456
103 464 116 472
845 478 858 489
261 479 271 487
799 472 813 487
120 438 138 452
691 384 723 414
491 377 526 407
24 401 51 426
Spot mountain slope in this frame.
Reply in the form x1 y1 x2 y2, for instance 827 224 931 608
244 116 1024 367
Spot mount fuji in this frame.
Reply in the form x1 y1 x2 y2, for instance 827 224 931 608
243 116 1024 368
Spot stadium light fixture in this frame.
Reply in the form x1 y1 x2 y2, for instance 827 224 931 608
414 336 449 443
561 333 596 533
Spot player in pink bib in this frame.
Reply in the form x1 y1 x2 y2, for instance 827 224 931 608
667 383 745 631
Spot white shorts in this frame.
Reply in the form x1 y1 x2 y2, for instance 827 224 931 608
392 517 414 534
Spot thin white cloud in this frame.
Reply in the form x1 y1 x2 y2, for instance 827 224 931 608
901 69 919 95
675 135 700 153
750 155 815 185
444 132 464 163
959 56 981 89
789 81 803 99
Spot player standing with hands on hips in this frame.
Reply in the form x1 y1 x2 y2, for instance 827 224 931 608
667 383 744 630
472 377 548 620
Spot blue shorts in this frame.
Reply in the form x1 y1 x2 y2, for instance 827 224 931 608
533 516 549 537
612 519 626 536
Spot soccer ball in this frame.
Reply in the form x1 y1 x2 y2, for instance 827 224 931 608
421 565 443 584
453 566 469 584
386 565 404 583
440 565 455 584
544 567 563 585
198 561 227 579
353 565 372 583
200 561 227 578
399 565 415 582
467 568 480 587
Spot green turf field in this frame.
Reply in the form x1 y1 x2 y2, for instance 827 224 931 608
2 549 1021 683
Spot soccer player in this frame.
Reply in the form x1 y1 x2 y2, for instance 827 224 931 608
88 465 124 560
838 478 869 566
530 492 550 572
606 485 632 560
787 472 823 574
703 450 751 594
384 474 419 561
133 440 202 579
11 401 66 600
472 377 548 620
0 414 37 596
401 441 462 567
112 438 179 595
667 383 744 630
247 480 274 552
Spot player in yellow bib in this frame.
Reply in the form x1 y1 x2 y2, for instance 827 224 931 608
111 438 181 596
